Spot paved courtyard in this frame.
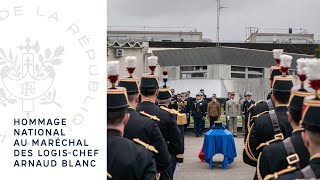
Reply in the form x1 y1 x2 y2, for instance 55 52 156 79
175 133 255 180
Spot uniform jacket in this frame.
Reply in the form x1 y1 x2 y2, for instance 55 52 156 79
107 129 157 180
168 100 178 110
242 99 255 117
177 100 188 113
207 101 221 117
136 101 184 163
258 129 310 179
191 100 206 119
225 99 241 117
277 157 320 180
243 100 275 167
124 107 171 172
245 106 292 168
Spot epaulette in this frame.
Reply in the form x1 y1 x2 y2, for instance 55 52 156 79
107 171 112 179
133 138 158 153
140 111 160 121
251 111 269 119
256 133 284 150
160 106 183 116
176 154 184 158
263 166 297 180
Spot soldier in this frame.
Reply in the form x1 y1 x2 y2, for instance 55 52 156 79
191 94 206 137
200 93 208 134
200 89 207 99
107 61 156 180
136 74 183 180
157 86 185 180
169 90 178 110
243 64 285 167
274 95 320 179
259 86 314 179
242 92 255 137
264 59 320 180
246 75 294 180
225 92 242 137
118 62 171 176
223 92 231 129
176 93 188 143
184 91 193 133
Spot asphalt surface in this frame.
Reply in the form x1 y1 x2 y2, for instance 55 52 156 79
174 132 255 180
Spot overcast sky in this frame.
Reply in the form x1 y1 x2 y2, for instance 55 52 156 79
107 0 320 42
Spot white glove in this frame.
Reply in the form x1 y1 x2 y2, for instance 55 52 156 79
173 163 182 179
237 116 241 119
227 116 230 120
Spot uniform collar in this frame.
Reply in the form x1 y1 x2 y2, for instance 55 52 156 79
292 128 304 135
275 105 288 111
310 153 320 164
107 129 122 137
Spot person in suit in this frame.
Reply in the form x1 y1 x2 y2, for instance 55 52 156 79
107 85 156 180
259 86 314 179
136 74 183 180
118 76 171 176
225 92 242 137
246 76 294 180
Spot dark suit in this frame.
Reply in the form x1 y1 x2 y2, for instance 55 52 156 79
107 129 157 180
277 157 320 180
258 129 310 179
137 101 183 180
124 107 171 172
247 106 293 179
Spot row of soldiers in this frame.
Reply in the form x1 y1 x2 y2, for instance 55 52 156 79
243 49 320 180
107 56 185 180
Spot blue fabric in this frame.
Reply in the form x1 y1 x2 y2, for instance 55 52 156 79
201 125 237 169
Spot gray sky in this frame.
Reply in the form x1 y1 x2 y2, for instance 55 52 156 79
107 0 320 42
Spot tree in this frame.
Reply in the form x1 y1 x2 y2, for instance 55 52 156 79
315 45 320 58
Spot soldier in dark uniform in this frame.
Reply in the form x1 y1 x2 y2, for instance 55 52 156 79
200 89 207 99
274 98 320 180
136 74 184 180
258 86 314 179
169 91 178 110
243 67 283 166
176 93 188 144
200 93 208 134
107 86 157 180
246 76 294 179
184 91 193 132
242 92 255 137
191 94 206 137
118 77 171 175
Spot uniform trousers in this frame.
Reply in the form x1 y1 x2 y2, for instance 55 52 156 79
194 117 202 136
229 117 238 135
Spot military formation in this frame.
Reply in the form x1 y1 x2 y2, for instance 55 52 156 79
107 49 320 180
107 56 185 180
243 49 320 180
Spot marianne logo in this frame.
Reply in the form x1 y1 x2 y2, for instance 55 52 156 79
0 37 64 116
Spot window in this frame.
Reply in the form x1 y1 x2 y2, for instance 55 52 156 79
231 66 264 79
180 66 207 79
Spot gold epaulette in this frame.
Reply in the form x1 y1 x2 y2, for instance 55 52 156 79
252 111 269 119
248 104 255 111
160 106 183 116
133 138 158 153
107 171 112 179
256 133 284 150
140 111 160 121
176 154 184 158
263 166 297 180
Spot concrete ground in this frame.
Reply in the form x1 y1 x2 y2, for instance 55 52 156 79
175 132 255 180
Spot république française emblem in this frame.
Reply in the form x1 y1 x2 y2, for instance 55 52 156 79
0 37 64 116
